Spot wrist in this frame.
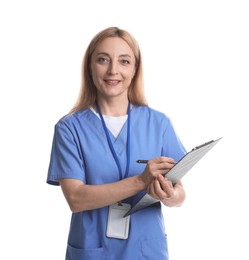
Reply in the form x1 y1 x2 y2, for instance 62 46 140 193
135 175 147 191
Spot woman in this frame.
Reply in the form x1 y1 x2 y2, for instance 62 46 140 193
47 27 186 260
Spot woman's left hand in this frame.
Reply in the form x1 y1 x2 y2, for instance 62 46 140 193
147 174 186 207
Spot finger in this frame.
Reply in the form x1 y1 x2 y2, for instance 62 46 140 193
146 161 174 178
148 157 175 168
149 180 166 201
157 159 176 173
144 157 176 185
153 156 175 164
153 178 167 200
158 175 174 198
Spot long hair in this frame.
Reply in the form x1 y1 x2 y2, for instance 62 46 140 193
70 27 148 113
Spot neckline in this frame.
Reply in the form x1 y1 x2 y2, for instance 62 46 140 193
90 107 128 119
95 101 131 180
90 103 133 117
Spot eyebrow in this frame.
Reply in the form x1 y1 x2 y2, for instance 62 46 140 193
96 52 132 59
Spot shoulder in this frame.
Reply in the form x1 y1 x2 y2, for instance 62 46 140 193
134 105 171 123
54 109 92 130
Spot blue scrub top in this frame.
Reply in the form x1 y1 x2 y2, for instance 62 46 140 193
47 105 186 260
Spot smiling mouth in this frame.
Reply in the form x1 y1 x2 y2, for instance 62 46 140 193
104 80 121 86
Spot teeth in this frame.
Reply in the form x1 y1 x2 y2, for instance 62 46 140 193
106 80 119 85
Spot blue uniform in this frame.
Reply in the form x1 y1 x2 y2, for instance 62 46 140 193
47 105 186 260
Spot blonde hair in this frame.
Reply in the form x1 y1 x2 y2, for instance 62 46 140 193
70 27 148 113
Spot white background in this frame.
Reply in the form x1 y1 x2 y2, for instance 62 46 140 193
0 0 248 259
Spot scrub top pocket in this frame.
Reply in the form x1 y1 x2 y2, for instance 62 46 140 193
66 244 106 260
141 235 168 260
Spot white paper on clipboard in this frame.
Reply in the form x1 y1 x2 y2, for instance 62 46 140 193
123 137 222 217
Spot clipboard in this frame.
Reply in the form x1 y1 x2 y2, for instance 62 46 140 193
123 137 222 217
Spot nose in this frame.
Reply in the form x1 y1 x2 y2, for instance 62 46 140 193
108 60 118 75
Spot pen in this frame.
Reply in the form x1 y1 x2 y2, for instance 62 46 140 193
136 160 148 163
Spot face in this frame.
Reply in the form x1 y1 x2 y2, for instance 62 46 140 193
90 37 136 102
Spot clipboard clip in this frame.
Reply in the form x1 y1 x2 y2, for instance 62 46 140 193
192 140 214 151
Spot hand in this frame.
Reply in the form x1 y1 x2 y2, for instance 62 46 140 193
148 175 186 207
139 156 175 186
147 174 174 200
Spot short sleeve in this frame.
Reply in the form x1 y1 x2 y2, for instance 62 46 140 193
162 118 187 162
47 122 85 186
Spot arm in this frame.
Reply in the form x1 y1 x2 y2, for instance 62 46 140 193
60 176 146 213
60 156 175 212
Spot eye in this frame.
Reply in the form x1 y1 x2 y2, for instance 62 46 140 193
97 57 110 63
120 59 130 65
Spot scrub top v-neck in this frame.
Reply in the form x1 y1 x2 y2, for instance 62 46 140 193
47 105 186 260
96 101 131 181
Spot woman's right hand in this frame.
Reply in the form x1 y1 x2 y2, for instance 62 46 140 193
139 156 175 187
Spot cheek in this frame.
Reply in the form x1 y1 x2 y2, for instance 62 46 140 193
90 73 101 90
126 74 135 85
90 71 97 85
91 66 102 83
91 64 106 78
124 69 135 80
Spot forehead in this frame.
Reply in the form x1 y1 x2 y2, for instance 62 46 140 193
93 37 135 57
